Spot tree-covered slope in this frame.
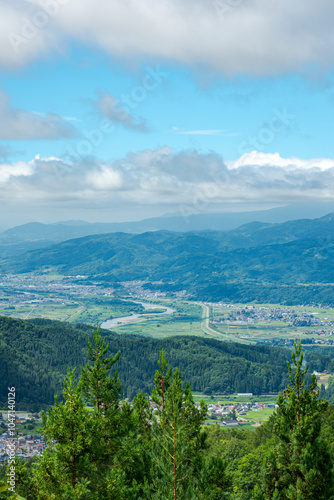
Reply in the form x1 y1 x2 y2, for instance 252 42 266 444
0 315 299 410
3 214 334 282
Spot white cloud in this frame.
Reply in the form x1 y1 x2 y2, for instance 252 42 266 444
87 165 123 190
0 0 64 69
1 0 334 75
0 160 32 183
0 91 77 140
1 149 334 217
93 92 148 132
229 151 334 171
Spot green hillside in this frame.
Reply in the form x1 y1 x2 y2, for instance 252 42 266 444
2 205 333 258
3 214 334 305
0 315 303 410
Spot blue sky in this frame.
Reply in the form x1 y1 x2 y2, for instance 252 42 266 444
3 56 334 162
1 0 334 228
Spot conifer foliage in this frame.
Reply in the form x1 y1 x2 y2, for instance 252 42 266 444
144 350 208 499
9 332 334 499
263 341 334 500
14 326 139 499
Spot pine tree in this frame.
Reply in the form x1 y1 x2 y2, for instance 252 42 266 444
262 341 334 500
14 326 138 499
15 369 93 499
80 324 121 414
144 350 208 499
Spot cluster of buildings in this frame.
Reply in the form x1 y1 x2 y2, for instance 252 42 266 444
212 303 331 327
208 302 334 341
257 337 334 346
0 412 46 463
0 275 185 312
0 273 116 303
146 396 277 427
121 280 188 299
207 400 277 426
0 433 46 462
121 280 167 299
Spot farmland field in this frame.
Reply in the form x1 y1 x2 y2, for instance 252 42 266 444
1 273 334 346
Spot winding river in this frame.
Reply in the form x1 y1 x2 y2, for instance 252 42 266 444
101 301 175 329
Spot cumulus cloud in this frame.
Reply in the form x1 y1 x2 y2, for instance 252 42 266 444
1 149 334 218
94 92 148 132
87 164 123 190
0 91 77 140
0 0 64 69
1 0 334 75
228 151 334 171
0 159 32 183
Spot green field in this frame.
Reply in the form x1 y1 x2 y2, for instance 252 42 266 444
238 407 276 425
0 297 169 326
0 291 209 338
111 301 205 337
2 274 334 344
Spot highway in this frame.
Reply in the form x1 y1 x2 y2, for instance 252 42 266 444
200 303 254 344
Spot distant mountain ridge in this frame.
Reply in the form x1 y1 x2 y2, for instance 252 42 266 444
1 202 334 257
2 213 334 305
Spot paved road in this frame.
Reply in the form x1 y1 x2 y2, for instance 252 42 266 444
25 305 36 319
200 303 254 344
68 305 85 321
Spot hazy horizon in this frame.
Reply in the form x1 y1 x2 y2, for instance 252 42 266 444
1 1 334 229
2 201 334 234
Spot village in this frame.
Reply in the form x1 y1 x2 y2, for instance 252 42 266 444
212 302 334 329
0 412 46 463
209 302 334 344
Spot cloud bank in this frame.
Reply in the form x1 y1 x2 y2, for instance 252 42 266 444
1 150 334 218
1 0 334 75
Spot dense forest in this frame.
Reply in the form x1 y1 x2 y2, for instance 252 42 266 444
0 316 305 410
1 338 334 499
3 214 334 305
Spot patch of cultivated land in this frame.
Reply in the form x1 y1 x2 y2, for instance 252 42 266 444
0 300 125 324
111 301 205 338
2 273 334 344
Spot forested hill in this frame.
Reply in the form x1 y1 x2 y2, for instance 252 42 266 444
0 315 301 411
1 204 333 258
3 213 334 305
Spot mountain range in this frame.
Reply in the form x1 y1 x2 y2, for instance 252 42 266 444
2 212 334 305
1 202 334 257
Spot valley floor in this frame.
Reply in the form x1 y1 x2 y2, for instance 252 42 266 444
1 273 334 347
